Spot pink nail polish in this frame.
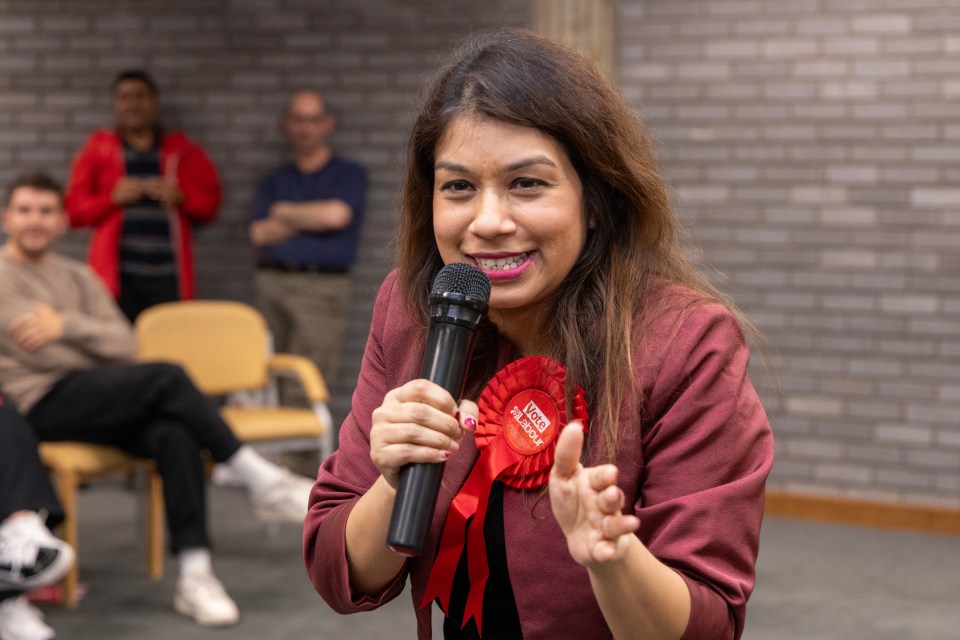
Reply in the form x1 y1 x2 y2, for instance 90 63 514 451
464 417 477 430
441 450 452 459
454 410 461 421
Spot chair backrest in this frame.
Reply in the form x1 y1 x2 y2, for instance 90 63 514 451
135 300 270 395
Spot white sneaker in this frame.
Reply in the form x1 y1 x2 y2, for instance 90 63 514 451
250 469 314 524
0 514 75 590
173 573 239 627
0 596 55 640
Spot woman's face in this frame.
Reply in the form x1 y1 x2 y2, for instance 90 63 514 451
432 115 587 320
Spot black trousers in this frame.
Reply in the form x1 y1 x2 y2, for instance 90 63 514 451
0 404 63 526
117 272 179 323
0 404 64 602
27 363 243 553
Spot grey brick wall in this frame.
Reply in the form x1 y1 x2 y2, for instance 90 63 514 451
2 0 958 509
0 0 531 425
619 0 960 508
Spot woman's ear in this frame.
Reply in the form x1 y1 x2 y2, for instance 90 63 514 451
584 204 597 230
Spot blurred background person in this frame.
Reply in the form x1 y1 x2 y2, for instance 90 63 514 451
0 402 74 640
248 90 367 399
64 70 222 322
1 172 312 628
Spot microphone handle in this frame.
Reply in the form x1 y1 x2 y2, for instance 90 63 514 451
387 320 477 556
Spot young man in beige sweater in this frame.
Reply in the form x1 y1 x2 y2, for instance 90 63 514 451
0 172 312 629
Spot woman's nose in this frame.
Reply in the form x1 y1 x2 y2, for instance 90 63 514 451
468 191 516 238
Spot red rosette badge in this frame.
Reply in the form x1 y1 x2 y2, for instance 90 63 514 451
476 356 588 488
421 356 588 634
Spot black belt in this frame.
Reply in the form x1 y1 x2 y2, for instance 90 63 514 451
257 260 348 274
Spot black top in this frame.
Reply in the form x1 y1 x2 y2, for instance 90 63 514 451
442 481 523 639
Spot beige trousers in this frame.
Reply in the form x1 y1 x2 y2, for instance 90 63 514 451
254 269 351 399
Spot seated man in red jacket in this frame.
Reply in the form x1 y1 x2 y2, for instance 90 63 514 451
65 69 221 322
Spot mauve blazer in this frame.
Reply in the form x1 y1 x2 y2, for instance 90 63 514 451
304 270 774 640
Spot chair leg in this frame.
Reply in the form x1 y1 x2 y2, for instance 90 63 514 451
51 469 80 609
145 470 164 580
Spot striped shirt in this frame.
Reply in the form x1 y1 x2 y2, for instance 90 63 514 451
120 142 176 277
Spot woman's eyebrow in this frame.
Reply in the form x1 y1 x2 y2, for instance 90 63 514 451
504 155 556 172
434 155 557 173
434 160 468 172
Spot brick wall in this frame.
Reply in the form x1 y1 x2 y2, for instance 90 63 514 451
0 0 531 424
2 1 957 508
618 0 960 508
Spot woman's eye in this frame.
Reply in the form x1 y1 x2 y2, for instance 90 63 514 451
440 180 473 193
513 177 544 190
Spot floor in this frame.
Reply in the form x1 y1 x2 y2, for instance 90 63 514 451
32 481 960 640
745 516 960 640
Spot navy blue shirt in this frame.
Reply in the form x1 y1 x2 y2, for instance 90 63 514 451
250 157 367 270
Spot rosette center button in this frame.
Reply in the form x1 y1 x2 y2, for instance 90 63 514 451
503 389 559 455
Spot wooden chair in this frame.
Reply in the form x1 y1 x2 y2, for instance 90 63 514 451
38 442 165 608
134 300 334 461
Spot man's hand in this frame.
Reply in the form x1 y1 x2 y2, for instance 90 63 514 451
7 302 65 352
268 199 352 233
110 177 146 205
143 177 184 207
249 217 297 247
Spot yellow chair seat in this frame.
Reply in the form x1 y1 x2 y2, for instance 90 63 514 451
39 442 149 475
220 406 325 441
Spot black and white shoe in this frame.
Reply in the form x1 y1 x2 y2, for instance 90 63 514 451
0 513 75 590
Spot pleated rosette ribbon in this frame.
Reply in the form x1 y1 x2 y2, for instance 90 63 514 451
421 355 589 634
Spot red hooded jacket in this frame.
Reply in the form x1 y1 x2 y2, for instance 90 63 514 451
64 129 221 300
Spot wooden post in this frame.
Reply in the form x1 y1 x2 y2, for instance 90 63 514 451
533 0 617 77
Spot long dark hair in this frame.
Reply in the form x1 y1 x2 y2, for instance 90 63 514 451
396 28 755 459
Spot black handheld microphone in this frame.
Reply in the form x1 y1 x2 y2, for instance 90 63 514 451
386 262 491 556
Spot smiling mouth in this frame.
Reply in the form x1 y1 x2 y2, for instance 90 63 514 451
474 253 530 271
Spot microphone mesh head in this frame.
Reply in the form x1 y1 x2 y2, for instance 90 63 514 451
431 263 491 302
